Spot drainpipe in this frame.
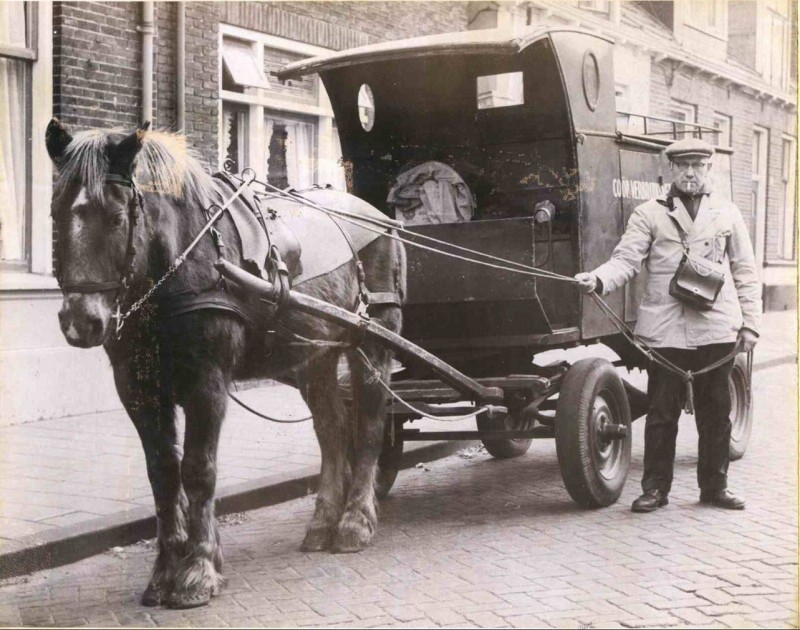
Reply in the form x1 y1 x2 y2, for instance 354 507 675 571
176 2 186 131
140 1 155 123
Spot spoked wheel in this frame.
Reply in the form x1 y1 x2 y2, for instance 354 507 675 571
728 353 753 461
375 420 403 499
477 411 534 459
555 358 632 508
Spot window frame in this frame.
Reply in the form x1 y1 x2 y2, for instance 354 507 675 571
1 2 37 271
218 25 343 189
668 101 698 139
578 1 611 16
759 6 790 91
775 135 797 262
683 0 728 40
711 112 732 149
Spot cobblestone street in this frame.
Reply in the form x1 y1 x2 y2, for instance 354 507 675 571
1 362 796 628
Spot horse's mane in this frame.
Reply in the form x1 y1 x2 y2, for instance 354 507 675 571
53 128 215 208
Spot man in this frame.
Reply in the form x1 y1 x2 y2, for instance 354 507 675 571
575 138 761 513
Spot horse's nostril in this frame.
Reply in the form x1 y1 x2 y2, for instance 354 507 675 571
87 315 104 339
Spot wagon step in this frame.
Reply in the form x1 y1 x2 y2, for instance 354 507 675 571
398 427 556 441
390 374 559 404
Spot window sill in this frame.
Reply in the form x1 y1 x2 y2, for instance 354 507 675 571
764 259 798 268
0 269 59 292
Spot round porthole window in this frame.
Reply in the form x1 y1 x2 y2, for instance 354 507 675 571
358 84 375 132
582 51 600 112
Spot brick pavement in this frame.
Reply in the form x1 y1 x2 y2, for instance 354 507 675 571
0 356 796 628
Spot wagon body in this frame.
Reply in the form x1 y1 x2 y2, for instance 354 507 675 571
279 27 733 375
276 27 744 506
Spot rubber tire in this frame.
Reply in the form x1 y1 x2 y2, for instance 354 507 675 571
375 428 403 499
728 353 753 461
477 412 533 459
555 358 632 508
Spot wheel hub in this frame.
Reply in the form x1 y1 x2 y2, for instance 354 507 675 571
591 393 627 481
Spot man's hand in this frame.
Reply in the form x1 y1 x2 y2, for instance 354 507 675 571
574 272 598 294
737 328 758 353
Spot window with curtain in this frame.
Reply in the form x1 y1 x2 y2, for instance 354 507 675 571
264 112 316 190
222 102 249 174
0 1 33 264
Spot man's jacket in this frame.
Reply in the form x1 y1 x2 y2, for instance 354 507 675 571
592 192 762 349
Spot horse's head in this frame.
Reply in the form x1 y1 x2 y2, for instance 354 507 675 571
47 119 150 348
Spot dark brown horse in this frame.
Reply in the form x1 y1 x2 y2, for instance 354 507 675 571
46 120 405 609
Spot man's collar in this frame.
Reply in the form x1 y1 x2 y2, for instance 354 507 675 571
667 182 712 198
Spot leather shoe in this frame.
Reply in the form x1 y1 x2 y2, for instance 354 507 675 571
631 489 669 513
700 489 745 510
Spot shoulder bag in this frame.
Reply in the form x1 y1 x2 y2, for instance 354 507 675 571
668 209 726 312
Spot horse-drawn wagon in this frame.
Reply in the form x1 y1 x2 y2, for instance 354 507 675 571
46 24 753 609
269 25 753 506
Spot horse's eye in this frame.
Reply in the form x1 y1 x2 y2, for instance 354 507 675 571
108 212 126 229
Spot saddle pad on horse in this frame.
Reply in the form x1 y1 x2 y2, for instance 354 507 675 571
263 188 389 287
215 173 389 287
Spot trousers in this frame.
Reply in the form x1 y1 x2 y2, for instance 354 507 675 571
642 343 737 494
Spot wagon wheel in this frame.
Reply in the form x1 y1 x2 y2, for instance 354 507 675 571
729 353 753 461
555 358 631 508
375 419 403 499
477 411 533 459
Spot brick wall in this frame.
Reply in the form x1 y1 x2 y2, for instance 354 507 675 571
155 1 177 131
649 59 797 257
53 1 142 130
220 1 467 51
183 3 219 169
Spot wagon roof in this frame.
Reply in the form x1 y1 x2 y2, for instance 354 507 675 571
277 26 611 80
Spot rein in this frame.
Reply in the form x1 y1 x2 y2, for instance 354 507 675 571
109 170 257 338
246 179 747 417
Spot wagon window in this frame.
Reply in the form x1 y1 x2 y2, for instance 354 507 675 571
476 72 524 109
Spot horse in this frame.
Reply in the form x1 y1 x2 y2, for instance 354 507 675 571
45 119 406 609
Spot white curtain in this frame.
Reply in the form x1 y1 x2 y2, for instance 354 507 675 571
265 115 314 190
284 120 314 190
0 2 28 261
331 126 347 191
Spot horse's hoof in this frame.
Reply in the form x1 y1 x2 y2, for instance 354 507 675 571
300 527 332 552
331 526 370 554
141 583 168 607
167 587 213 610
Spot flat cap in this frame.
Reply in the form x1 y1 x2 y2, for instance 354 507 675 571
665 137 715 160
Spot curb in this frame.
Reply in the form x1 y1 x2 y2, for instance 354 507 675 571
1 352 795 582
0 439 472 581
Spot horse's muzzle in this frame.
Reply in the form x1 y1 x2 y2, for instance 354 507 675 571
58 294 111 348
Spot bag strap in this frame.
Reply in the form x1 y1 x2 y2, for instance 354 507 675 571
666 197 690 253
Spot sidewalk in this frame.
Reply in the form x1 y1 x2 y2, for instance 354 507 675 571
0 310 796 579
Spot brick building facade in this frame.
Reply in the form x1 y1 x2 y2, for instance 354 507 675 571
0 1 795 422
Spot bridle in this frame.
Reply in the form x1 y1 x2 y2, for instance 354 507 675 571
57 173 143 338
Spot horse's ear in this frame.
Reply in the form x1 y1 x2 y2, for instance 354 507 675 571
112 121 151 175
46 118 73 163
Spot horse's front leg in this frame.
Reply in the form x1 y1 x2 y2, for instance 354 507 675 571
298 350 351 552
333 342 392 553
112 361 187 607
168 364 228 609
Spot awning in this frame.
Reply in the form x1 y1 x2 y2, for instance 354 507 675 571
222 39 269 89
